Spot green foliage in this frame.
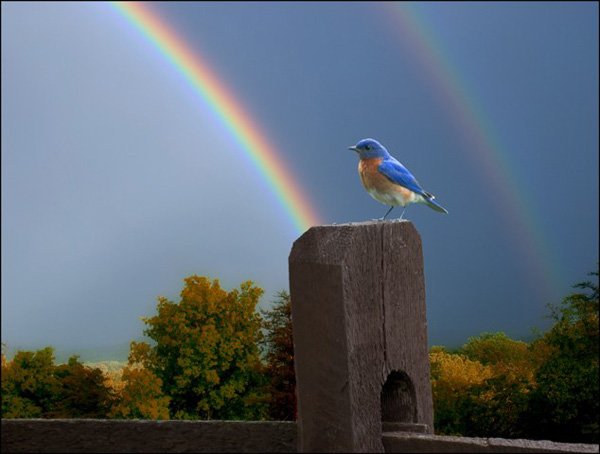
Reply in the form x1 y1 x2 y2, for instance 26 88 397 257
1 347 59 418
261 291 296 421
432 340 536 439
49 356 115 418
460 332 530 366
138 275 268 420
1 348 114 418
429 348 493 435
459 373 532 439
432 268 599 444
526 270 599 443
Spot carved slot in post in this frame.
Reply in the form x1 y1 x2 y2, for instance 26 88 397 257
380 370 430 434
381 370 417 424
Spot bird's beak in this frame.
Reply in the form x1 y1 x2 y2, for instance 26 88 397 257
348 146 359 153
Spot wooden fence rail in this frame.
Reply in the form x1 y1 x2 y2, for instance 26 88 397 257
2 419 598 453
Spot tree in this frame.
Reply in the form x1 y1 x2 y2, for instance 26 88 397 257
460 372 532 439
527 269 599 443
429 347 493 435
459 331 538 390
460 332 530 366
49 356 115 418
430 270 599 442
1 347 117 419
138 275 268 420
109 343 170 420
1 347 59 418
261 291 296 420
432 332 540 439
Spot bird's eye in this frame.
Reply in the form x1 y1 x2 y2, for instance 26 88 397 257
365 144 371 150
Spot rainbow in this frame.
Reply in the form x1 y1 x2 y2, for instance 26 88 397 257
109 2 321 234
383 3 562 295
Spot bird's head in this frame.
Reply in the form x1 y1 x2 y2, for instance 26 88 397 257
348 138 390 159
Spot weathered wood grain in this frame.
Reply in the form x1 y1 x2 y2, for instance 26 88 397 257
381 432 600 453
289 220 434 453
0 419 297 453
3 420 597 453
382 221 434 430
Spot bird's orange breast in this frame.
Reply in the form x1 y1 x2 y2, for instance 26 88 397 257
358 157 384 189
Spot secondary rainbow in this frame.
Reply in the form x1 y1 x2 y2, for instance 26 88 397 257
383 3 562 295
110 2 321 234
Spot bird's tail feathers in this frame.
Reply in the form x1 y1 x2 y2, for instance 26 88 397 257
423 196 448 214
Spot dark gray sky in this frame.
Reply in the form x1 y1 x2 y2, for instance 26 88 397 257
2 2 598 355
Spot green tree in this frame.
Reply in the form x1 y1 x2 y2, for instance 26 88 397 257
1 347 59 418
460 332 530 366
432 331 540 438
49 356 115 418
429 347 493 435
527 269 599 443
459 373 532 439
261 291 296 421
138 275 268 420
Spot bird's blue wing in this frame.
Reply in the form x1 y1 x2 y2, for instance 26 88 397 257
378 158 428 197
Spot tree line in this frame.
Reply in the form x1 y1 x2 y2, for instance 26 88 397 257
2 271 597 444
2 276 293 421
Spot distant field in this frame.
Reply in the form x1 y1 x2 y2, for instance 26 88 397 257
2 340 144 364
84 361 128 372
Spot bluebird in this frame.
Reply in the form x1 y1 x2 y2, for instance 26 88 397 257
348 138 448 220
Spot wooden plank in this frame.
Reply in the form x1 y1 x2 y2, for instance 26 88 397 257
382 432 600 453
3 420 598 453
0 420 297 453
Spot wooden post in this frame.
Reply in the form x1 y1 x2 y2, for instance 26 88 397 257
289 220 434 452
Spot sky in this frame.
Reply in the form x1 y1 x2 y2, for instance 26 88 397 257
2 2 598 357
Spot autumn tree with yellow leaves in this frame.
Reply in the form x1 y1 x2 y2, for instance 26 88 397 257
429 346 493 435
108 342 170 420
132 276 268 420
